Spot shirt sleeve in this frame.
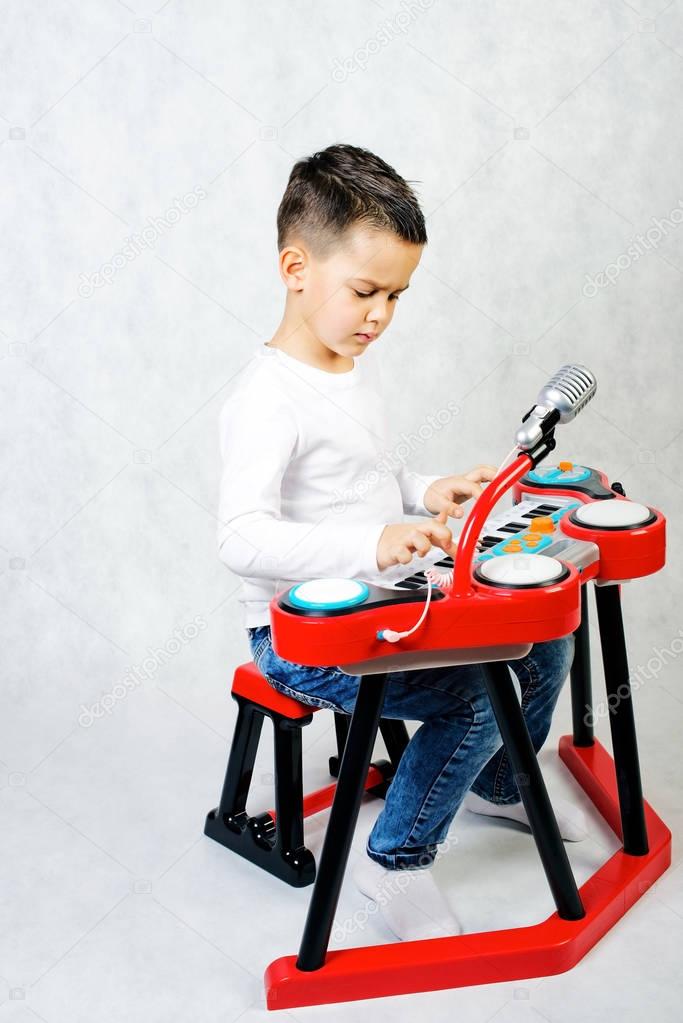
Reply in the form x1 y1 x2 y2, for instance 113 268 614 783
216 384 388 582
394 465 443 517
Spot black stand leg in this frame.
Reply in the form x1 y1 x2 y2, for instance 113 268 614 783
593 583 649 855
571 586 594 747
297 673 389 972
482 661 585 920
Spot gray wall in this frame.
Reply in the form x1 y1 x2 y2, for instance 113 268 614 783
1 1 682 1011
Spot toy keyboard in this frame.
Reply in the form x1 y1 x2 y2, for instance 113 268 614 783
391 494 597 592
270 461 665 670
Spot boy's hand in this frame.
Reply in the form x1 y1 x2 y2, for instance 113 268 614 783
423 465 498 518
376 510 458 571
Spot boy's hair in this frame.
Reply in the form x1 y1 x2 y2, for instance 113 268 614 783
276 143 427 258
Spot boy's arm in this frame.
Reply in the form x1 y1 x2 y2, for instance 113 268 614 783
394 464 443 518
217 391 386 582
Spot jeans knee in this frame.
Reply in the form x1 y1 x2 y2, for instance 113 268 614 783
472 711 502 754
552 633 576 684
563 632 576 669
525 634 575 692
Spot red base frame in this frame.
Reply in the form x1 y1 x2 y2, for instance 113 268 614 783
264 736 672 1010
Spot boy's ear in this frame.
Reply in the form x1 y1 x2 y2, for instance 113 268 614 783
279 244 307 292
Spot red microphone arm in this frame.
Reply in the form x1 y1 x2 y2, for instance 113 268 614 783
449 451 534 598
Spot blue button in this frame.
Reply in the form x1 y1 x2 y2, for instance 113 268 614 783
528 465 591 484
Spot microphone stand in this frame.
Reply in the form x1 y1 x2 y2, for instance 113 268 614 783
449 434 556 599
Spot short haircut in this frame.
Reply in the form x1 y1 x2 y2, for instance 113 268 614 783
276 143 427 257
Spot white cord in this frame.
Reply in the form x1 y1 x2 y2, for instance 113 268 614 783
377 445 521 643
377 580 435 643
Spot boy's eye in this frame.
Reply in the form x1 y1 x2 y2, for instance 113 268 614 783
353 289 400 301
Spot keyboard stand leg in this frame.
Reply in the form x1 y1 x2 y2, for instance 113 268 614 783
482 660 585 921
594 583 649 855
296 672 389 972
570 586 595 747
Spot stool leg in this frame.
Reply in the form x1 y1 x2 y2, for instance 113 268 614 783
365 718 412 798
328 712 350 777
379 718 410 772
331 711 408 797
332 714 409 774
297 672 389 972
482 660 585 921
204 698 317 887
273 715 305 856
213 697 264 830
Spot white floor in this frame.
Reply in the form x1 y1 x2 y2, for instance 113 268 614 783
2 649 682 1023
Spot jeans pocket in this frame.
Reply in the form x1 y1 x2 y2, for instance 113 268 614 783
263 673 348 715
249 628 350 715
252 636 269 664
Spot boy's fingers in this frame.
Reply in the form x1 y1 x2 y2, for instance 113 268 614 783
458 480 482 500
465 464 497 481
409 534 432 557
417 522 453 546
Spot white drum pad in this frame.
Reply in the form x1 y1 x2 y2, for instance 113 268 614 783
479 553 565 586
574 500 651 528
289 578 369 609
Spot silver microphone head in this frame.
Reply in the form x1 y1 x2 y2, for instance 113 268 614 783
515 364 597 449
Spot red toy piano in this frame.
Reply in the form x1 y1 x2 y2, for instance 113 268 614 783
235 366 671 1009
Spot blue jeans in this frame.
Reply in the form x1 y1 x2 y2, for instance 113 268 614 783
247 625 575 871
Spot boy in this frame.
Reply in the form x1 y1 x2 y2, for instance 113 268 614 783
217 143 586 941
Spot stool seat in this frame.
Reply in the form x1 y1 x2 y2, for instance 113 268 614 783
232 661 318 720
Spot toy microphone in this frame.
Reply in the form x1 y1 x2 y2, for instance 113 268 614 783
515 364 597 451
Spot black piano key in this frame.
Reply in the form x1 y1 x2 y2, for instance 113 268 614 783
394 581 423 590
499 523 527 534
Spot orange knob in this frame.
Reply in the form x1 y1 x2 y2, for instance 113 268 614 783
529 516 555 533
558 461 573 472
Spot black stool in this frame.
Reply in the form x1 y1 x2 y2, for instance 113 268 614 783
204 661 410 887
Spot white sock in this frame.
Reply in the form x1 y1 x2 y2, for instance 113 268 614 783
351 854 462 941
463 790 588 842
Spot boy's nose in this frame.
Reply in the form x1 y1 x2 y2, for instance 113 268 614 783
368 298 391 323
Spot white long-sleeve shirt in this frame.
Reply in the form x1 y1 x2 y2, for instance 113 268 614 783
216 342 443 628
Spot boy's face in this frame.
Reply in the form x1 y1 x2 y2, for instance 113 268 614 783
285 225 423 358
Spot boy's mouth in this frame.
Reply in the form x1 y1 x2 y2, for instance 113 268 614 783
354 332 376 342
